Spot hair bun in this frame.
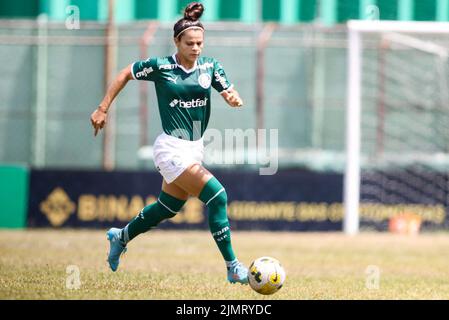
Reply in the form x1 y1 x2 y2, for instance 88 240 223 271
184 2 204 21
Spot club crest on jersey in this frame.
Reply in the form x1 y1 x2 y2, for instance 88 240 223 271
198 73 212 89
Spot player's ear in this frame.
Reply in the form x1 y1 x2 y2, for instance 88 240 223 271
174 36 180 48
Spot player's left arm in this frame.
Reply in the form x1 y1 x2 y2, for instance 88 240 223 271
221 87 243 108
211 59 243 108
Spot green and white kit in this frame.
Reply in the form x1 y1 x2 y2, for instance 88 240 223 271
131 54 233 183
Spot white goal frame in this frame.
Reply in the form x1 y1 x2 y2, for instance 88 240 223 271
344 20 449 235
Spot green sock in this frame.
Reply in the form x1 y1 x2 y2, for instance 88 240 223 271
121 191 186 243
199 177 236 262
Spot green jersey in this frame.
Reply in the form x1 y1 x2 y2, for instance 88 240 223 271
131 54 232 140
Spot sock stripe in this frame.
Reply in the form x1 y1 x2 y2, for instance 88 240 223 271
205 188 225 206
157 198 177 214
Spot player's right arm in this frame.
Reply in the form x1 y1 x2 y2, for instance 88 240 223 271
90 64 134 136
90 58 159 136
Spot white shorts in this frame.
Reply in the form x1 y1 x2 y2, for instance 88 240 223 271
153 132 204 184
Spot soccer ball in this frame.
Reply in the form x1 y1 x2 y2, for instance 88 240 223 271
248 256 286 295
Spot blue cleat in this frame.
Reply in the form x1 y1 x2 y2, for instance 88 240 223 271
227 261 249 285
106 228 127 272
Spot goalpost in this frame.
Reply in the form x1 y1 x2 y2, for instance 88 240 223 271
344 20 449 235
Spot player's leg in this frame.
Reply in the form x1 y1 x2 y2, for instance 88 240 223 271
121 181 188 242
107 182 188 272
172 163 248 284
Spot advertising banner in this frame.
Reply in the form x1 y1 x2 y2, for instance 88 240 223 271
27 169 447 231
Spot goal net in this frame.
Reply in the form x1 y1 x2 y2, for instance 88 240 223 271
345 20 449 234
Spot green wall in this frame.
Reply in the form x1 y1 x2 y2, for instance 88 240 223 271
415 0 437 21
135 0 159 19
299 0 317 22
0 165 29 229
263 0 281 22
377 0 399 20
1 0 448 24
0 0 39 17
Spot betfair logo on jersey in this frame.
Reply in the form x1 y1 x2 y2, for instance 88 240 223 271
135 67 153 78
169 98 208 108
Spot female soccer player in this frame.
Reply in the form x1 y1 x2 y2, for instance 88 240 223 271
90 2 248 284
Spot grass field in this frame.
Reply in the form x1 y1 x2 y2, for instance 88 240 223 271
0 229 448 299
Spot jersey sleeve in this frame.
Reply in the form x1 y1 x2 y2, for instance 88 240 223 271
211 59 233 93
131 57 159 81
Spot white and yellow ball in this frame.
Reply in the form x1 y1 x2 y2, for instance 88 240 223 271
248 256 286 295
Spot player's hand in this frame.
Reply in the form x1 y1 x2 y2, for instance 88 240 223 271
90 107 108 136
221 88 243 108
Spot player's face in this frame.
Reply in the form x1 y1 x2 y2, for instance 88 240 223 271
175 29 204 65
